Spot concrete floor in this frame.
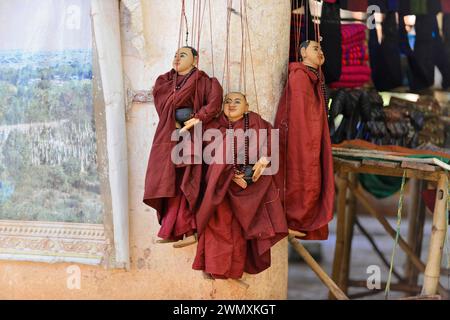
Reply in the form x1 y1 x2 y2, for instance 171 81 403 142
288 215 450 300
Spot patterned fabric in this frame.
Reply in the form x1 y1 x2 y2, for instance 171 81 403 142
341 23 367 44
330 24 371 88
342 44 369 66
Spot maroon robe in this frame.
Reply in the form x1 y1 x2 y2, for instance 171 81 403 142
192 112 288 279
274 62 335 240
143 69 223 240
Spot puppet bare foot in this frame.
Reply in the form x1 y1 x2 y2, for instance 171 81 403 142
231 279 250 289
173 234 197 248
288 229 307 238
156 238 177 244
202 272 214 280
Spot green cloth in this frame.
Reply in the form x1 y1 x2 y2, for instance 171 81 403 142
410 0 428 15
359 174 404 199
356 153 449 199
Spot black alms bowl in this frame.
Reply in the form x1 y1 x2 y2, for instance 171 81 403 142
175 107 194 123
242 165 255 186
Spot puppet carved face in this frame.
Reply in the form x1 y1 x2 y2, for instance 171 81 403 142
300 40 325 69
223 92 249 122
173 47 198 75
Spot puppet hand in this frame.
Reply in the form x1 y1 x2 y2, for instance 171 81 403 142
252 157 270 182
288 229 307 238
180 118 200 134
233 173 248 189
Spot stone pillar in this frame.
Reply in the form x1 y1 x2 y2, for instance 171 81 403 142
122 0 291 299
91 0 129 268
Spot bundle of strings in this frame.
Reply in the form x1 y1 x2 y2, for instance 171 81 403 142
384 171 406 299
178 0 216 69
290 0 323 60
222 0 259 113
290 0 305 62
175 0 216 107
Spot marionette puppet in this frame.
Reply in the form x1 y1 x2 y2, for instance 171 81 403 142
274 40 335 240
192 92 288 280
143 46 223 248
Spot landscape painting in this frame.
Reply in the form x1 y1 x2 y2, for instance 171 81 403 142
0 0 104 223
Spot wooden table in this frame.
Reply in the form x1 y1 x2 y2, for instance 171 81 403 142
330 155 450 299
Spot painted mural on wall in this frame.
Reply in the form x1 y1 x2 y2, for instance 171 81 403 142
0 0 104 223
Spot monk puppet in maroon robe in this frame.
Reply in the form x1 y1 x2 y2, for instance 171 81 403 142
275 40 335 240
143 47 223 248
193 92 288 280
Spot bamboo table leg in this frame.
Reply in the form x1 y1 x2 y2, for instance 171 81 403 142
405 179 426 290
329 170 349 299
421 173 449 296
340 173 358 294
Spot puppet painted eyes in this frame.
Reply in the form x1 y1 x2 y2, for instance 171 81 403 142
301 40 325 68
223 92 249 122
173 48 196 75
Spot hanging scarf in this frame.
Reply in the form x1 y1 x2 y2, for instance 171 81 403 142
410 0 427 15
443 0 450 13
341 0 369 12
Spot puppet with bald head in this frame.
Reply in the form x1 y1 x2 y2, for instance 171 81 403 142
192 91 288 280
143 46 223 248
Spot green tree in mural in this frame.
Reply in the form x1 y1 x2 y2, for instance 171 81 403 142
0 50 103 224
0 81 17 123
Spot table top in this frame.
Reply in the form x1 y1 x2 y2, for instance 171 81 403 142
333 147 449 182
